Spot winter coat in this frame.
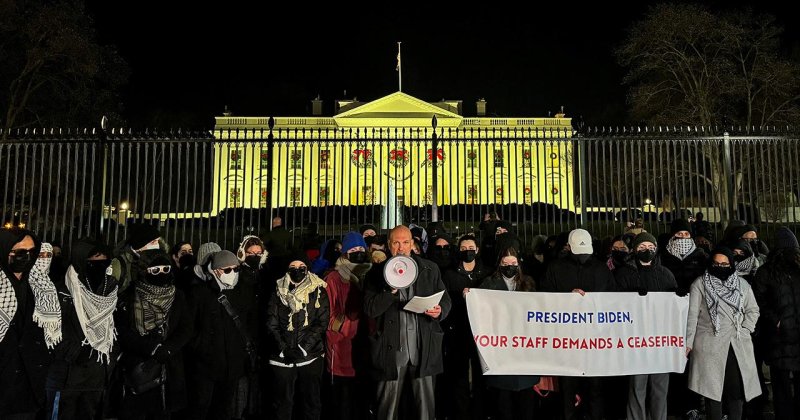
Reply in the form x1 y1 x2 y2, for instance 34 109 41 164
754 259 800 370
478 273 540 391
686 276 761 402
363 254 452 381
442 262 493 349
115 286 193 414
265 279 329 366
661 248 709 293
614 259 677 293
324 269 363 377
541 256 615 293
186 278 255 382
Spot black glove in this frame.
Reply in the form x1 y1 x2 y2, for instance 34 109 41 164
283 347 304 363
675 288 688 297
638 288 648 296
153 346 172 363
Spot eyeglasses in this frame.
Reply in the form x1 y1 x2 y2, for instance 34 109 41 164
711 263 731 268
219 267 239 274
146 265 172 275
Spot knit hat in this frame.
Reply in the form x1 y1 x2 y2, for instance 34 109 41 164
568 229 593 255
342 231 367 253
197 242 222 266
633 232 658 250
210 250 240 269
430 232 454 246
774 227 799 251
127 223 161 250
359 224 378 236
670 219 691 236
709 247 736 267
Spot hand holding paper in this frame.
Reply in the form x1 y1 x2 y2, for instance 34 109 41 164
403 290 445 314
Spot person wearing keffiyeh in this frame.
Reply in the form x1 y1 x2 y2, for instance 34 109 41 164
46 238 119 420
686 247 761 420
0 228 60 417
661 218 709 296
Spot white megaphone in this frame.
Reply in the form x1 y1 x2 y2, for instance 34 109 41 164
383 255 419 289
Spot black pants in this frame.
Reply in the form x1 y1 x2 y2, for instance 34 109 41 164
324 373 355 420
47 389 103 420
186 377 238 420
492 387 536 420
705 345 745 420
770 366 800 420
271 358 323 420
561 376 604 420
439 340 486 420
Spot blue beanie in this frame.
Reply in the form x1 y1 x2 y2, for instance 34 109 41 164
342 231 367 253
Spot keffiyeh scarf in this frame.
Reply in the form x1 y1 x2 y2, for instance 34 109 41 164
702 271 744 336
133 281 175 335
666 237 696 260
276 271 327 331
66 266 117 363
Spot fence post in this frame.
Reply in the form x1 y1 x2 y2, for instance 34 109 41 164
576 135 588 228
266 117 275 224
722 131 735 225
431 115 439 223
98 116 109 240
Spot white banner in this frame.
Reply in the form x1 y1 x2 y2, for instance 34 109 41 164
466 290 689 376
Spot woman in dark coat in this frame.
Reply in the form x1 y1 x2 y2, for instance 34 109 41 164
115 252 193 420
47 239 119 419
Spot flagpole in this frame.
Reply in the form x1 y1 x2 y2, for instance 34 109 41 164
397 42 402 92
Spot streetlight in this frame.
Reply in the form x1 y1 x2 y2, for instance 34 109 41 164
644 198 652 205
120 202 129 211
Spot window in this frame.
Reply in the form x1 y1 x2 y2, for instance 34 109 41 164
362 186 374 205
319 186 329 206
495 186 504 204
260 149 269 169
467 185 478 204
290 150 303 170
319 149 331 169
467 149 478 168
259 188 268 207
230 149 242 169
229 188 241 207
522 149 532 166
424 186 433 205
494 150 504 168
290 187 302 206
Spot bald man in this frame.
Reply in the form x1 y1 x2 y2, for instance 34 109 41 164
363 225 452 420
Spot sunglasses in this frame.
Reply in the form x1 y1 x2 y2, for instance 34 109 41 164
218 267 240 274
146 265 172 275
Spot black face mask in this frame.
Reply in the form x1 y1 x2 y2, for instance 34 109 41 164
709 265 736 280
178 254 196 269
429 246 451 265
571 253 592 265
348 251 368 264
459 249 477 263
85 259 112 292
146 273 174 287
733 253 747 262
288 267 307 282
748 240 761 256
611 250 629 265
9 250 35 274
500 265 518 278
324 248 341 265
636 249 656 263
244 255 261 268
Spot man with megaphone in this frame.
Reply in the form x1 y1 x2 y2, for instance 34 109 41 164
364 225 452 420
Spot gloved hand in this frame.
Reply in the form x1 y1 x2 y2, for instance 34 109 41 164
282 346 305 363
153 346 172 363
675 288 688 297
638 288 648 296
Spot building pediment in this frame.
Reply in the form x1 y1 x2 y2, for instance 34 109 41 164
334 92 463 127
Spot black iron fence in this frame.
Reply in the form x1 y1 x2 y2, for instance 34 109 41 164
1 126 798 252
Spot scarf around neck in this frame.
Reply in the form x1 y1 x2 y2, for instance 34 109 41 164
666 237 696 260
66 265 117 363
276 271 327 331
334 258 372 284
133 280 175 336
702 271 744 336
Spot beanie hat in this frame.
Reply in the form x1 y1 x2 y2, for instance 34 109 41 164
774 227 799 251
568 229 593 255
197 242 222 266
210 250 240 269
670 219 691 235
127 223 161 250
709 247 736 267
430 233 454 246
359 224 378 236
633 232 658 250
342 231 368 253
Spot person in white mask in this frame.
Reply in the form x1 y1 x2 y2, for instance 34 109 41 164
185 250 256 420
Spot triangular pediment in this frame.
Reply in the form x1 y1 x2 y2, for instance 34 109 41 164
334 91 463 127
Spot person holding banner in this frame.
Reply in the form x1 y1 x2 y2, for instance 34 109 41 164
363 225 451 420
686 247 761 420
477 247 539 420
542 228 614 420
614 232 677 420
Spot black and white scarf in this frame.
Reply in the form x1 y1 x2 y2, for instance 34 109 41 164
736 255 756 276
0 243 62 347
666 237 696 260
276 271 326 331
133 281 175 336
66 266 117 363
702 271 744 336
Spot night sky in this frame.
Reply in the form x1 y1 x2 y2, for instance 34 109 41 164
85 1 800 128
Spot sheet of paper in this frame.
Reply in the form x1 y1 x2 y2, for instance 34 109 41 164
403 290 445 313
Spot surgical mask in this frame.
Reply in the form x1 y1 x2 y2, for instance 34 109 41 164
429 246 451 267
611 250 629 264
635 249 656 263
500 265 518 278
459 250 477 263
347 251 368 264
217 270 239 288
288 267 307 283
244 255 261 268
178 254 196 269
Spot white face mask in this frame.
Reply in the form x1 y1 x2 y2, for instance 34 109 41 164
217 271 239 288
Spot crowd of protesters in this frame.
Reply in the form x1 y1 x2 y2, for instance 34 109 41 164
1 211 800 420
